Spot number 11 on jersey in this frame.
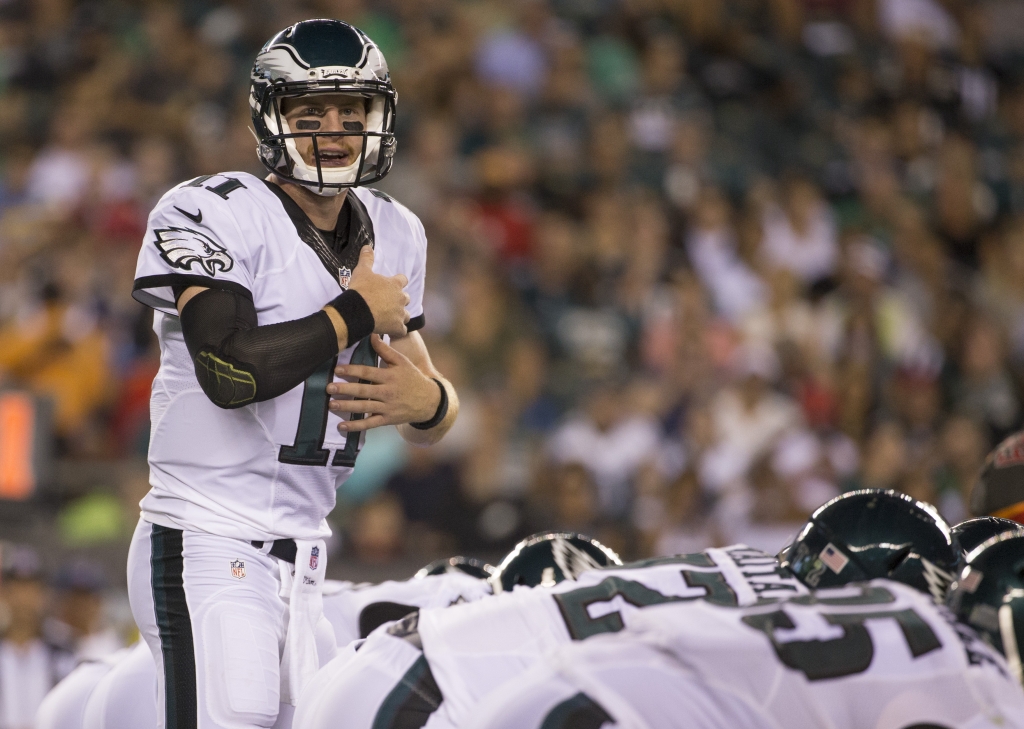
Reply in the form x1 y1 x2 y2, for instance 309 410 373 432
278 337 378 467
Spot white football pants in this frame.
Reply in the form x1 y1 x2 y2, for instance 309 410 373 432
127 519 287 729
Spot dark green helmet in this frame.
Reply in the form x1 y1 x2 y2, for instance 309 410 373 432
490 532 622 594
778 489 961 602
413 557 494 581
947 532 1024 684
249 19 397 195
952 517 1024 557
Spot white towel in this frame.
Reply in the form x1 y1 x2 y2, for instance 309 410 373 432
278 539 338 705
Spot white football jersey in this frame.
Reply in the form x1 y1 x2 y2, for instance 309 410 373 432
322 572 492 647
419 545 807 726
606 578 1024 728
132 172 426 540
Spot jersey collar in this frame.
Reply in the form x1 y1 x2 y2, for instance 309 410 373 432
261 179 375 287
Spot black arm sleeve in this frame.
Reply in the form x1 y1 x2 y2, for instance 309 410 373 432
179 288 339 409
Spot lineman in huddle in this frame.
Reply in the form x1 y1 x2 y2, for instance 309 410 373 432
295 534 805 729
470 576 1024 729
295 491 969 729
471 531 1024 729
128 19 457 729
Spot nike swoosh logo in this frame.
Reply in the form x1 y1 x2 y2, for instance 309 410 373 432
174 206 202 224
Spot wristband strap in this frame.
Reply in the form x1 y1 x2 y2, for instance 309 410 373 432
410 379 448 430
328 289 375 348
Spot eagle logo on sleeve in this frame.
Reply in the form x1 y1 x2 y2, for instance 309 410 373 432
153 227 234 276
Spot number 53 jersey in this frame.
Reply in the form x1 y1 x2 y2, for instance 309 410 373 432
132 171 426 541
608 579 1024 728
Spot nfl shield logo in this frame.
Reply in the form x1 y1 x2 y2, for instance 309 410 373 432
338 267 352 290
309 546 320 571
230 560 246 579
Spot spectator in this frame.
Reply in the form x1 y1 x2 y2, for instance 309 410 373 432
348 494 407 565
951 316 1022 442
548 381 662 518
4 0 1024 567
760 176 839 286
0 546 73 729
52 559 121 662
686 187 767 322
475 2 549 98
706 344 802 484
23 109 92 211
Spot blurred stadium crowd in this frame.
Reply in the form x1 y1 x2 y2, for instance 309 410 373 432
2 0 1024 578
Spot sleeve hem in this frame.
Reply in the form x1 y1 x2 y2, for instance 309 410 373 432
407 314 425 333
132 274 253 313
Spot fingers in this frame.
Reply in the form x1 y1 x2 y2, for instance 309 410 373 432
338 414 387 433
330 365 387 384
327 382 381 400
329 399 387 415
356 245 375 269
394 274 408 288
370 334 408 367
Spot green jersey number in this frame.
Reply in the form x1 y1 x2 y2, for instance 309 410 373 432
553 571 738 640
741 586 942 681
278 337 378 467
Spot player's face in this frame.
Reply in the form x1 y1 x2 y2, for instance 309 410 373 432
281 93 368 169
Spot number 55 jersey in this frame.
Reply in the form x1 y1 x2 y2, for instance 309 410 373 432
132 172 426 541
470 579 1024 729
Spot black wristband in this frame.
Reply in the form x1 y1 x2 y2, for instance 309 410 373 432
410 379 448 430
328 289 375 348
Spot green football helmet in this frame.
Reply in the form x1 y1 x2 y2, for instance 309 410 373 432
779 489 962 601
947 532 1024 684
413 557 494 581
952 517 1024 557
249 19 397 195
490 532 622 594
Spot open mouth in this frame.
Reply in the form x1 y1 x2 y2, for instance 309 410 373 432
316 149 354 167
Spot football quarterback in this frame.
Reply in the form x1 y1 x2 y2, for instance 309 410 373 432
127 18 457 729
44 566 492 729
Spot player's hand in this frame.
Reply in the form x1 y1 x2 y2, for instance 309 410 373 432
326 335 442 432
348 246 410 337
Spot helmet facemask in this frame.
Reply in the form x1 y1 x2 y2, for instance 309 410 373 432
257 84 397 196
